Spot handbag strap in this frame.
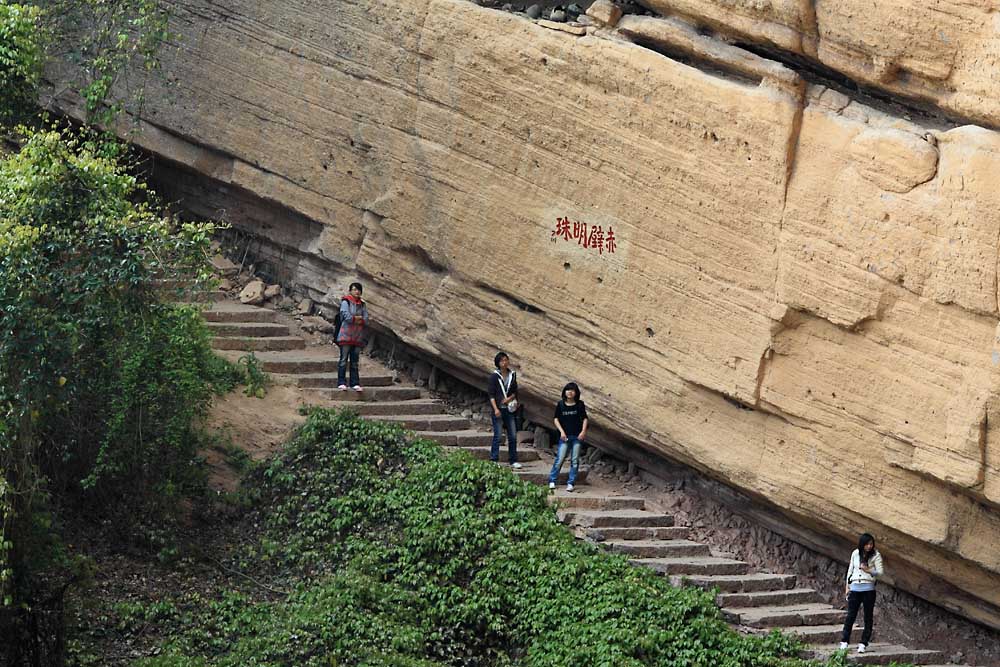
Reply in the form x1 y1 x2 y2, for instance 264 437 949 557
494 369 515 398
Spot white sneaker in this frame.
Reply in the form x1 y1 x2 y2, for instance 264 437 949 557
857 644 866 654
566 484 575 492
337 384 348 391
510 462 523 469
548 482 556 490
352 385 363 392
838 642 848 650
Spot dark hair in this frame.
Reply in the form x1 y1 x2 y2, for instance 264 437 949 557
561 382 581 403
858 533 876 564
349 282 363 294
493 351 509 369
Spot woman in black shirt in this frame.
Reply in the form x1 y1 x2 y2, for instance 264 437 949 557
548 382 588 491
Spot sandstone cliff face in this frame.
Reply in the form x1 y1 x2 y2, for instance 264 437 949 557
637 0 1000 127
47 0 1000 629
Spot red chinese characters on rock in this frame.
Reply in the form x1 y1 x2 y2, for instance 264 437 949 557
551 217 618 255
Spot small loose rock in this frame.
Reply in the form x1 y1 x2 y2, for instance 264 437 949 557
239 280 266 305
301 315 335 334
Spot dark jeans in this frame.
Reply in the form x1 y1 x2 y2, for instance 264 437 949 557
490 408 517 463
841 589 876 645
337 344 360 386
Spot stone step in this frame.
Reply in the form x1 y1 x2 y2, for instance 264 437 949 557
782 624 848 644
724 603 846 628
217 350 341 374
372 414 472 432
459 446 541 462
633 556 750 576
213 336 306 351
806 644 943 665
324 399 445 415
672 572 797 593
717 588 821 608
559 509 674 528
154 279 195 290
208 322 291 337
419 430 494 447
282 372 394 388
515 461 588 485
180 289 227 303
549 493 647 511
586 526 690 541
201 306 279 323
314 387 424 401
605 539 711 559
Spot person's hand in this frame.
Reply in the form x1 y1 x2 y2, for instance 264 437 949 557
494 408 501 417
579 432 587 442
845 586 850 598
859 564 871 573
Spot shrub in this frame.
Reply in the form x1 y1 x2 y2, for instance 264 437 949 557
141 410 825 667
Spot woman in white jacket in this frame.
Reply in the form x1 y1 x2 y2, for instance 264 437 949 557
839 532 884 653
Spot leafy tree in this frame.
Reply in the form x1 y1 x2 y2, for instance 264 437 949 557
0 125 224 663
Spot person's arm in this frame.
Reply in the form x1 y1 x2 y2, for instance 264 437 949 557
579 417 589 441
868 552 884 579
553 404 567 439
356 303 368 325
488 376 501 416
339 299 351 323
845 553 855 596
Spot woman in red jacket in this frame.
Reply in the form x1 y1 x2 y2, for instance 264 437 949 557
336 282 369 391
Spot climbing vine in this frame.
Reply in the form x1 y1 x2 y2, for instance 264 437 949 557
36 0 175 126
0 2 43 126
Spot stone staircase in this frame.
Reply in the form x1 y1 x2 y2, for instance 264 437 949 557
203 299 585 487
200 296 963 666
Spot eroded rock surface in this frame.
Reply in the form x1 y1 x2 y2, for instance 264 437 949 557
44 0 1000 630
636 0 1000 128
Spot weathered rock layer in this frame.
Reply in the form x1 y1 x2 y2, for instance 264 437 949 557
47 0 1000 629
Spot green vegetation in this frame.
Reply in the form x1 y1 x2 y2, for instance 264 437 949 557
236 352 269 399
0 2 43 125
128 409 841 667
0 123 228 657
2 3 234 660
35 0 174 126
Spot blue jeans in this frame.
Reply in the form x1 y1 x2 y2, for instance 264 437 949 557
490 408 517 463
337 344 360 386
549 436 582 485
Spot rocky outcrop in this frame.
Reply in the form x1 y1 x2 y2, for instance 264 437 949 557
44 0 1000 630
636 0 1000 128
